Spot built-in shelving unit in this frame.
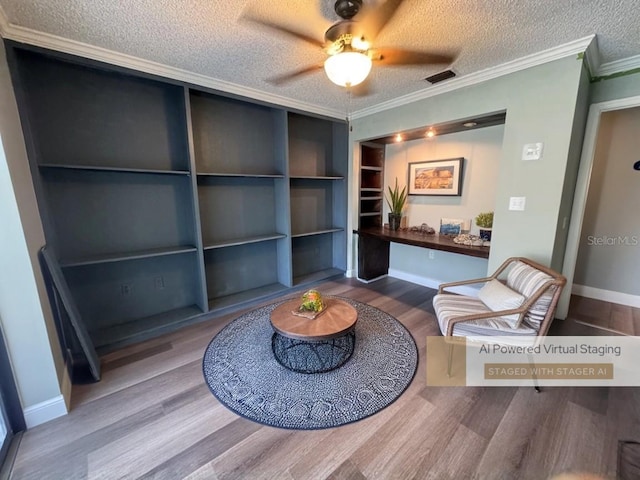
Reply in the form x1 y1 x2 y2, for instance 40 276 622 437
288 113 347 286
359 142 385 229
8 41 348 359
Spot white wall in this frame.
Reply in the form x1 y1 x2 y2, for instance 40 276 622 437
573 107 640 298
0 40 67 426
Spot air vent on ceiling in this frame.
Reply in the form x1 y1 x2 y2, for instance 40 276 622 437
424 70 456 84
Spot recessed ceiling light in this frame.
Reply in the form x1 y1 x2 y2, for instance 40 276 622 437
463 121 478 128
426 128 436 138
395 134 403 142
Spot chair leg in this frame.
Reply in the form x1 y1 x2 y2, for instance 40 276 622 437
528 353 540 393
447 343 454 377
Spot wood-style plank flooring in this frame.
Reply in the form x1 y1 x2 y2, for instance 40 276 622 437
10 277 640 479
568 294 640 336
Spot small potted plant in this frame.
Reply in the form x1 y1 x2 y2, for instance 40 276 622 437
386 178 407 230
475 211 494 242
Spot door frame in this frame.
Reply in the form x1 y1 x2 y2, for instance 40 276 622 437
0 324 25 475
558 94 640 318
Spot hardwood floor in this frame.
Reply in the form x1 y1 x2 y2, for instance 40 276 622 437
10 277 640 479
568 294 640 336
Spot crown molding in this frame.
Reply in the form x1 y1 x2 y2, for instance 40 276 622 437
0 7 345 120
596 53 640 78
350 35 596 120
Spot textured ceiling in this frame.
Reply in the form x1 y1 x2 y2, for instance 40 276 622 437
1 0 639 117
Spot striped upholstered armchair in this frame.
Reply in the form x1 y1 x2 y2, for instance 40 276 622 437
433 257 566 340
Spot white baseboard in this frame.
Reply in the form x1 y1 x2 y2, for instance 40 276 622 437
388 269 481 297
572 284 640 308
23 395 67 428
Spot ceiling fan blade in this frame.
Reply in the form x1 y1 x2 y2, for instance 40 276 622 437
356 0 406 41
371 48 455 66
267 64 323 85
240 16 325 49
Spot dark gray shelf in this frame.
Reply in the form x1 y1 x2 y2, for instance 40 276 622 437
361 187 382 192
197 172 284 178
91 304 203 351
291 228 343 238
203 233 287 250
60 245 198 268
361 196 383 200
360 212 382 217
208 283 289 312
360 166 383 171
290 175 344 180
38 164 190 176
293 268 344 287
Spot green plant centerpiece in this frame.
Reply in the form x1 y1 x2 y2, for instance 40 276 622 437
386 178 407 231
475 211 494 242
293 289 326 319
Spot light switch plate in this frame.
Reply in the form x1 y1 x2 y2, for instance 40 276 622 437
509 196 526 211
522 143 543 161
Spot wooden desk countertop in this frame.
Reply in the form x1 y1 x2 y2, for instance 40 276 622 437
355 227 490 259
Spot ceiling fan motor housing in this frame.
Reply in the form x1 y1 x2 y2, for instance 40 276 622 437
334 0 363 20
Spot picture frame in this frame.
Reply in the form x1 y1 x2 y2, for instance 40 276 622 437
439 218 464 235
408 158 464 196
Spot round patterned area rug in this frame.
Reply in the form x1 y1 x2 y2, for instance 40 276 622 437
202 297 418 430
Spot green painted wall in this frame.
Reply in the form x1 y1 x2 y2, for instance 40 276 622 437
590 70 640 104
351 56 587 282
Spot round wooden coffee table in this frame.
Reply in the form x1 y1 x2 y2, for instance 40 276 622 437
270 298 357 373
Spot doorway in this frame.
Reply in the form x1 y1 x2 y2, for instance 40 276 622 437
560 94 640 322
0 324 25 477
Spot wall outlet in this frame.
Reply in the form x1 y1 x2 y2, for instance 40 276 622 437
154 276 165 290
428 250 435 260
522 142 543 161
509 196 526 211
121 283 132 296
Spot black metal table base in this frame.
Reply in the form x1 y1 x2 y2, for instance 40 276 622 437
271 331 356 374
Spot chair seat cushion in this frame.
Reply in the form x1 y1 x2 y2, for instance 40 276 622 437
433 293 538 337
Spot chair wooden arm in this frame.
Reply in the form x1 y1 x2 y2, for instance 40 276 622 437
438 276 493 294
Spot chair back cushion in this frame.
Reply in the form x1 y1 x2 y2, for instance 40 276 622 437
506 261 556 330
477 279 525 327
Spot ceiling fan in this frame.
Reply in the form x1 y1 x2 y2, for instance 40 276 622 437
243 0 455 90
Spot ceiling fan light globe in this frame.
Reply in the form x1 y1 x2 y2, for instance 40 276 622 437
324 52 372 87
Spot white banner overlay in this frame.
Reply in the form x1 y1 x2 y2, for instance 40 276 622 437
463 336 640 386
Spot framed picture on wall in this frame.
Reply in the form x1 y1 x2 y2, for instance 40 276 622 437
408 158 464 196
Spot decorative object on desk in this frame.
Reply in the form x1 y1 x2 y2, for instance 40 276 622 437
408 158 464 196
292 289 326 319
440 218 464 235
475 211 494 242
385 177 407 231
409 223 436 235
202 297 418 430
453 233 485 246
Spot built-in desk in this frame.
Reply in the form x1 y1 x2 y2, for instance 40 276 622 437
355 227 490 280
